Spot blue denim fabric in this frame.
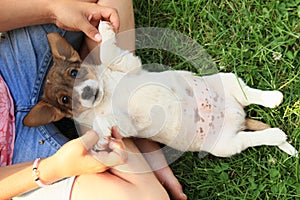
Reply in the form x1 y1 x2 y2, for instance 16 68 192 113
0 24 83 164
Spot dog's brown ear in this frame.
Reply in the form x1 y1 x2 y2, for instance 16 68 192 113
23 100 67 127
46 33 81 63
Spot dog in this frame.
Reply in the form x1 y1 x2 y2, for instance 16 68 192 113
23 21 298 158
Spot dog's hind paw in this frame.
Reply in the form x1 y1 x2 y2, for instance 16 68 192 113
98 21 115 42
278 142 299 157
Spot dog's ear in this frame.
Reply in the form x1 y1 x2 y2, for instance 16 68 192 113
46 33 81 63
23 100 67 127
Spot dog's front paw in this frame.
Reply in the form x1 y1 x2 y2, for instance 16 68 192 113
92 137 109 152
98 21 115 42
261 91 283 108
92 116 114 151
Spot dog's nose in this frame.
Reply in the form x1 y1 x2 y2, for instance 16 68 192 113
81 86 94 100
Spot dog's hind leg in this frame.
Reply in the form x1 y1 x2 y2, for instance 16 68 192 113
218 73 283 108
207 128 298 157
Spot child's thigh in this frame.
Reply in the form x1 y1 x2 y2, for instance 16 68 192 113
71 173 169 200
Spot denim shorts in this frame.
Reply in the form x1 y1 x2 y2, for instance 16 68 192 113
0 24 83 163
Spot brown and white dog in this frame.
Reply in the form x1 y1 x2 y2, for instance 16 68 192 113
24 21 298 157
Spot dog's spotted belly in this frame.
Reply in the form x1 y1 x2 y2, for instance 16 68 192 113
171 75 227 151
186 75 228 151
119 71 228 151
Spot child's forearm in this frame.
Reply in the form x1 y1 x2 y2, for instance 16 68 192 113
0 130 124 199
0 157 61 199
0 0 53 32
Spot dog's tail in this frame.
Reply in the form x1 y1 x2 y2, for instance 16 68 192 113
244 118 270 131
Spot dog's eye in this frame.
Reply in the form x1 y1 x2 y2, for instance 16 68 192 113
70 69 78 77
61 96 70 104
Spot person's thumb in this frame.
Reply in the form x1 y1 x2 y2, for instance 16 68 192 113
80 130 100 150
80 19 102 43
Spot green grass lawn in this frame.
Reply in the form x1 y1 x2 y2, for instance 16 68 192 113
133 0 300 199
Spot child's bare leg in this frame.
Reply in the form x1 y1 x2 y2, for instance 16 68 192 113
70 139 169 200
134 138 188 200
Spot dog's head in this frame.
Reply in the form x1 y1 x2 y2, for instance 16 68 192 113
23 33 83 126
24 33 105 127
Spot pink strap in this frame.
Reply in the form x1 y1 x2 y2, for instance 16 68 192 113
32 158 49 187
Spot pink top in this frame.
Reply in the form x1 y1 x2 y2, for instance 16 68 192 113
0 75 15 166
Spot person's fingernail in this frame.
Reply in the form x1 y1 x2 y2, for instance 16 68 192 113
94 33 101 42
88 14 93 21
113 126 119 132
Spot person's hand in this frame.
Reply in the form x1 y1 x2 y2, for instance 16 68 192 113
49 0 120 42
51 128 127 179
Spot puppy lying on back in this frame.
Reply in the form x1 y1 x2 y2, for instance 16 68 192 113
24 21 298 157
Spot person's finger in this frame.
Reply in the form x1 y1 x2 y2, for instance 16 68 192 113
80 130 100 149
110 140 128 163
81 9 119 42
112 144 128 164
95 6 120 32
111 126 123 139
79 17 102 42
109 140 123 150
99 148 127 167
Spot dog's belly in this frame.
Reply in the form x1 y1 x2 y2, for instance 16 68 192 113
112 71 245 151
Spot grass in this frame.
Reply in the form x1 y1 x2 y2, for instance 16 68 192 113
133 0 300 199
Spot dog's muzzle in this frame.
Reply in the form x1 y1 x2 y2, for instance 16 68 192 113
74 79 103 108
